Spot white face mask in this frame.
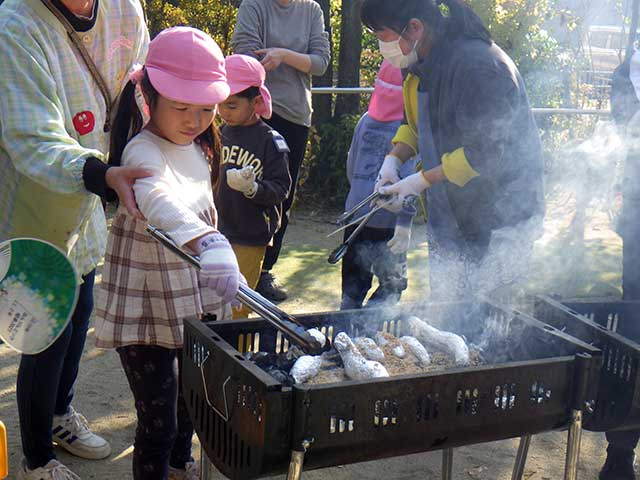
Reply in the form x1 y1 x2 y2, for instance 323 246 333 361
378 28 418 69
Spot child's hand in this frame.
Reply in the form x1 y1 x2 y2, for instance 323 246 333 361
198 234 241 304
387 224 411 254
226 167 258 197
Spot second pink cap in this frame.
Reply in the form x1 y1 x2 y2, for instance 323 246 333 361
224 54 272 119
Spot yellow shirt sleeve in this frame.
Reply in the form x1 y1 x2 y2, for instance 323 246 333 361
441 147 479 187
392 73 420 156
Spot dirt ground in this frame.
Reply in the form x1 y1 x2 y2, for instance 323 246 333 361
0 182 625 479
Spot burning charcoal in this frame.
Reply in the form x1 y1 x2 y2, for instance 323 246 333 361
392 344 406 358
400 336 431 365
290 355 323 383
334 332 389 380
354 337 385 362
406 316 470 366
285 345 306 361
264 365 295 386
306 328 327 348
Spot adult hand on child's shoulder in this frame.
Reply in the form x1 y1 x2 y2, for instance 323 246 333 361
105 166 153 220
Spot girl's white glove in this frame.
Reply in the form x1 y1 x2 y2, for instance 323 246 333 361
226 166 258 197
374 154 402 192
197 233 241 304
378 171 430 213
387 224 411 254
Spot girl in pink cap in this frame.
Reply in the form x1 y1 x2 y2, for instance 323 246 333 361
94 27 236 480
215 54 292 318
341 60 419 310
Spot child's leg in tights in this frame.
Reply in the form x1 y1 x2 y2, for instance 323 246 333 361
170 352 194 469
117 345 185 480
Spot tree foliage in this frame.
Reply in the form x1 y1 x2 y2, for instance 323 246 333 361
145 0 237 52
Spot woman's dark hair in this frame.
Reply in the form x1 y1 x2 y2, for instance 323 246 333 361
361 0 491 44
109 68 221 186
233 86 261 99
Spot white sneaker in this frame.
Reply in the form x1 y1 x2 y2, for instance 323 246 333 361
52 406 111 459
17 459 81 480
168 460 200 480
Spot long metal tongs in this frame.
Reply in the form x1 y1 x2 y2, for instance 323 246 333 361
146 226 327 355
327 196 395 264
335 190 380 225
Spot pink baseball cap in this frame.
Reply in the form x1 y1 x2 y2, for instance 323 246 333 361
145 26 229 106
224 54 272 119
368 60 404 123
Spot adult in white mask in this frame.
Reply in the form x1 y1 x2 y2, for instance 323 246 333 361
360 0 544 302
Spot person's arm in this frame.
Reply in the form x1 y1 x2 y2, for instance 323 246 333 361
0 34 103 194
255 2 330 74
306 3 331 76
247 137 292 207
442 64 520 188
388 142 417 164
231 0 264 56
125 142 215 247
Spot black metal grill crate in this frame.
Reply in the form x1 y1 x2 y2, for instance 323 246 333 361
183 300 600 480
534 295 640 432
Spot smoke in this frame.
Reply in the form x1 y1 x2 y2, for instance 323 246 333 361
531 118 625 296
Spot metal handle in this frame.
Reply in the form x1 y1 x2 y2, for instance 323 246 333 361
146 226 325 354
196 351 231 422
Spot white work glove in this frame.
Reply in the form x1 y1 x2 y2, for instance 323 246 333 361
226 166 258 197
378 171 430 214
374 154 403 192
197 233 241 304
387 224 411 254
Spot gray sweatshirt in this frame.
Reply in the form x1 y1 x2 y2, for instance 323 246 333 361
231 0 331 127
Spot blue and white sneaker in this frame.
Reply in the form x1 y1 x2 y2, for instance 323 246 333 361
52 406 111 460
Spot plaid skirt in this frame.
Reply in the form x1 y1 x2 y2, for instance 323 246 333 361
95 209 229 349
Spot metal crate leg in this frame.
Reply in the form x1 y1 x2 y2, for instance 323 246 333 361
563 410 583 480
442 448 453 480
287 439 313 480
511 435 532 480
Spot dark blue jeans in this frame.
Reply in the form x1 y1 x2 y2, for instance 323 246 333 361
17 270 95 469
340 226 408 310
117 345 193 480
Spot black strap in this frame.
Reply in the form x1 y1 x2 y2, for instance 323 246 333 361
40 0 114 132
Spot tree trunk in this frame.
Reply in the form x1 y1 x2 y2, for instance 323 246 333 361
334 0 362 119
312 0 333 126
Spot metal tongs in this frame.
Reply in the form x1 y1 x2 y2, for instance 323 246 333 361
335 190 381 225
327 192 393 264
146 226 328 355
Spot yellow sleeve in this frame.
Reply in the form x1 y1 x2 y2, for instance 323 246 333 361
391 73 420 155
441 147 479 187
392 125 418 154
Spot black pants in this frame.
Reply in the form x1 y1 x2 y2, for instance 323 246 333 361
18 270 95 469
118 345 193 480
340 226 408 309
606 197 640 453
262 113 310 271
